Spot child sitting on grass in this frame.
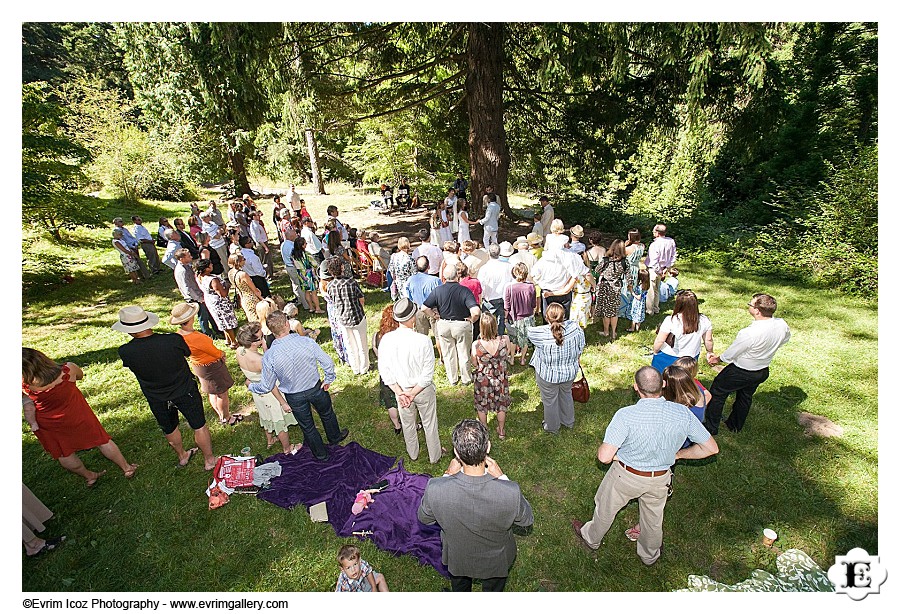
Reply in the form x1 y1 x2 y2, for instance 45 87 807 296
658 266 680 303
335 544 389 592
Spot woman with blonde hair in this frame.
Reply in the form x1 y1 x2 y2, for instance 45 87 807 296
388 237 416 301
527 302 586 434
228 253 263 323
472 312 515 440
112 228 142 285
235 323 301 454
22 348 137 486
544 218 569 252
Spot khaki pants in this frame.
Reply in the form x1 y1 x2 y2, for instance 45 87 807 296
414 310 438 338
395 384 441 463
342 317 370 375
256 241 274 278
647 270 663 315
435 319 473 384
580 462 670 565
140 240 162 273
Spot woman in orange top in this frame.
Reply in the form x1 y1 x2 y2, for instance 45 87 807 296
170 303 240 426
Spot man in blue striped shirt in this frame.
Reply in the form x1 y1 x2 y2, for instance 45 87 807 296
247 311 348 461
572 366 717 564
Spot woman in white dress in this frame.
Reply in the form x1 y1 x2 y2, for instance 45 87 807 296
445 187 459 234
235 323 301 455
429 207 442 246
457 199 472 243
439 201 453 244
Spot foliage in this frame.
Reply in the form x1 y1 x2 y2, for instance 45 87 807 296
21 81 101 241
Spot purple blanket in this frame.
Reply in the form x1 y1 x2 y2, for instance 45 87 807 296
338 461 449 578
257 444 448 577
257 442 396 534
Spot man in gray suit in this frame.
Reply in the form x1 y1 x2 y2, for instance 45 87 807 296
417 419 533 592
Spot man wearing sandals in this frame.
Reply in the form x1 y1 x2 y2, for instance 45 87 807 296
571 367 717 564
114 305 218 471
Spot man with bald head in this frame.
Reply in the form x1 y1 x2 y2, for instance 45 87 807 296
572 366 717 565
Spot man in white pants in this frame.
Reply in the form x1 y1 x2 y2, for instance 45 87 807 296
478 193 501 249
378 298 444 464
324 257 370 375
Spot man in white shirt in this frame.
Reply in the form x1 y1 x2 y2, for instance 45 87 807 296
288 184 301 215
238 235 271 297
645 223 677 316
478 244 514 336
412 229 444 275
478 194 501 248
539 196 554 241
326 205 349 243
162 228 182 270
131 215 162 274
378 298 444 464
248 211 274 279
705 294 791 435
301 217 325 265
530 248 589 320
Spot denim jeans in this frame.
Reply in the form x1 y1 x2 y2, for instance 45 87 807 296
283 382 342 459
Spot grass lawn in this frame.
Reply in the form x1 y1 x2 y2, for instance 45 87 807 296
21 191 877 592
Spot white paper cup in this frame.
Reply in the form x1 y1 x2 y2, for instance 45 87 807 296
762 528 777 546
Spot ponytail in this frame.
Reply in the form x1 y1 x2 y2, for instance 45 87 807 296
545 303 566 346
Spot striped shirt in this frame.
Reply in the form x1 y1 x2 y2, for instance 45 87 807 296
248 333 336 395
527 320 585 383
604 397 711 471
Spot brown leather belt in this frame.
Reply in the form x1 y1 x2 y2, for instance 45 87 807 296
618 461 668 478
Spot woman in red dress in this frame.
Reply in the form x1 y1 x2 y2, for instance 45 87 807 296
22 348 137 487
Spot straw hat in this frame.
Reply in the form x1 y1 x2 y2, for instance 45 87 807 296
392 298 418 323
499 241 514 257
570 225 584 238
513 235 529 250
111 305 160 333
169 302 200 325
526 232 543 246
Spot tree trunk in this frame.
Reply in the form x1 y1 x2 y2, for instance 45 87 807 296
465 22 512 220
229 149 252 197
305 128 327 195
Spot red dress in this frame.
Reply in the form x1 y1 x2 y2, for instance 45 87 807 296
23 365 110 459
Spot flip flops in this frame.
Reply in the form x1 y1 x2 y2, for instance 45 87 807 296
86 469 107 488
175 448 199 469
625 524 641 542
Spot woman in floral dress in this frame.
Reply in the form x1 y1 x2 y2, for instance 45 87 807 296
592 239 628 341
471 312 514 440
388 237 416 301
292 237 324 313
195 258 239 348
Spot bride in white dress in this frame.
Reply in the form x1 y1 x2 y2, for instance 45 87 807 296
457 199 472 243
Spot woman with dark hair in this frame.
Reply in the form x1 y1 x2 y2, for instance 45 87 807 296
584 231 606 271
318 257 350 365
196 232 224 275
291 236 324 313
527 302 586 435
372 304 404 434
22 348 137 486
187 215 202 240
593 239 628 340
326 229 345 260
619 229 646 318
650 289 714 372
195 258 238 348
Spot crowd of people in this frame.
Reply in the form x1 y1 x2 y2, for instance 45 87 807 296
24 183 792 594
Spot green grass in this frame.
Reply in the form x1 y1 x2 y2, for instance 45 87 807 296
22 194 877 591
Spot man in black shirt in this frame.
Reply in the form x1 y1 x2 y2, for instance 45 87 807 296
423 265 481 385
397 178 411 209
114 305 217 471
452 172 468 200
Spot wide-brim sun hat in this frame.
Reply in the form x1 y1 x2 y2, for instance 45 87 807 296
111 305 160 333
513 236 529 250
169 302 200 325
393 298 418 323
499 241 514 257
527 232 543 246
